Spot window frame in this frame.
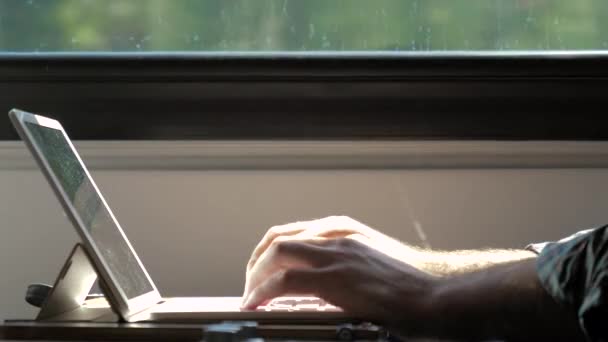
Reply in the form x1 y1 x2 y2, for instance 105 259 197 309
1 51 608 141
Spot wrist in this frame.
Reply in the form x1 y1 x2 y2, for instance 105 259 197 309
417 276 445 334
397 275 472 339
387 273 444 338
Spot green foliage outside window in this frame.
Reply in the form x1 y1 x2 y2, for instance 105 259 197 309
1 0 606 52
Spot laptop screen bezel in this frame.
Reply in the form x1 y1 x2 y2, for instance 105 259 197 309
9 109 163 319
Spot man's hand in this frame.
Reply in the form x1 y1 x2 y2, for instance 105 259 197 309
244 216 415 297
242 236 438 326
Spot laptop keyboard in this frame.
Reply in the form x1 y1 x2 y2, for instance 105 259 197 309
259 297 341 312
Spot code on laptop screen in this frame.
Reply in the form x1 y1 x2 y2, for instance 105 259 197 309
24 121 154 300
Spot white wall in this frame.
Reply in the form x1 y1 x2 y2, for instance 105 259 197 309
1 141 607 320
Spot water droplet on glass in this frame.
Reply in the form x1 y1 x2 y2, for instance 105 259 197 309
308 23 315 40
322 35 330 48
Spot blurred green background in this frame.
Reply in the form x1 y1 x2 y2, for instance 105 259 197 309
1 0 607 52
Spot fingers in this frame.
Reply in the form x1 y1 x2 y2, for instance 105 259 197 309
243 216 377 306
242 267 324 309
244 237 331 298
242 238 375 310
246 216 368 272
246 223 307 272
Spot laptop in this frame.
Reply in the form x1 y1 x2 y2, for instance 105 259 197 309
9 108 351 324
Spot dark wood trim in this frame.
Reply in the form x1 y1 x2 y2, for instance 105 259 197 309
1 52 607 140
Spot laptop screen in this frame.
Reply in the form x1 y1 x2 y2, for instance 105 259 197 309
24 121 154 300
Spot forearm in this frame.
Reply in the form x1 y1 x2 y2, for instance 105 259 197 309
416 247 537 276
381 235 536 276
397 258 583 341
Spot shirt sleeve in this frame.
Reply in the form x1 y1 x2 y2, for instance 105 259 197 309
526 225 608 341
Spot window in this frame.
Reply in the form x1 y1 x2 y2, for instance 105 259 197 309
1 0 607 52
0 1 607 141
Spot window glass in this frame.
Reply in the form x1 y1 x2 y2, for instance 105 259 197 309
1 0 606 52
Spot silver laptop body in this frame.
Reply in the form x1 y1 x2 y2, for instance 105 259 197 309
9 109 349 324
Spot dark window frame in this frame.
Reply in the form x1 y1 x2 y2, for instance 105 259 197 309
1 52 608 140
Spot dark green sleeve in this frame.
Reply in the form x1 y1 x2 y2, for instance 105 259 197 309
534 225 608 341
